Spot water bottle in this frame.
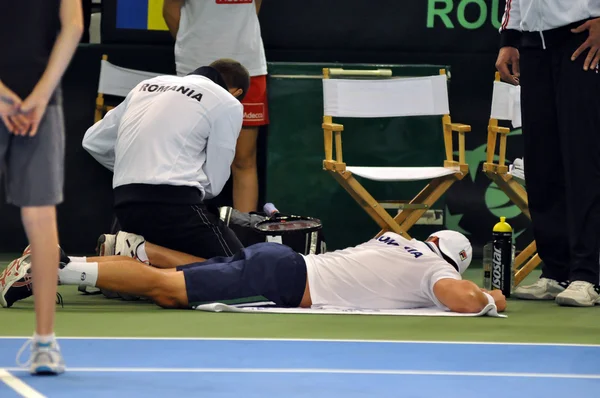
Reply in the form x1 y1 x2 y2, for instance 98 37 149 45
491 216 514 298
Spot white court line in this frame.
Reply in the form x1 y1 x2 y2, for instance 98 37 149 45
1 336 599 347
0 369 46 398
3 367 600 380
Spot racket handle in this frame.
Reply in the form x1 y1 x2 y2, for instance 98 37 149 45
263 203 279 216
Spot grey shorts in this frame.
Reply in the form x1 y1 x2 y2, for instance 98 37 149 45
0 104 65 207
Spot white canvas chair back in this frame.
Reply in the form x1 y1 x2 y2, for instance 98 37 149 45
490 80 521 128
323 74 450 118
98 59 161 98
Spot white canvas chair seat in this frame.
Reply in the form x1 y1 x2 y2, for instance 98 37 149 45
347 166 457 182
484 73 538 287
321 67 470 240
98 59 161 97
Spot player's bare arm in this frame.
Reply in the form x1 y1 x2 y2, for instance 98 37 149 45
255 0 263 13
163 0 184 39
18 0 83 137
433 278 505 313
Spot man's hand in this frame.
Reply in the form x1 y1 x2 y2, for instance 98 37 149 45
571 18 600 71
18 89 51 137
488 289 507 312
496 47 520 85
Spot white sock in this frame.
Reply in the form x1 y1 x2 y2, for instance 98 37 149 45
34 333 55 344
136 242 149 263
68 256 87 263
58 262 98 287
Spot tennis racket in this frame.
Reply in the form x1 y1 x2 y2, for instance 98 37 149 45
253 203 322 235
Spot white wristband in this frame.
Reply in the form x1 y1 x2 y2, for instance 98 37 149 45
483 292 495 306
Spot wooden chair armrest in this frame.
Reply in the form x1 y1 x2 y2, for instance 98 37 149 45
447 123 471 133
489 125 511 134
322 122 344 132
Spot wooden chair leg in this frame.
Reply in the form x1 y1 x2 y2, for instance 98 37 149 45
329 171 411 238
514 254 542 286
375 175 456 238
491 174 531 219
514 241 537 269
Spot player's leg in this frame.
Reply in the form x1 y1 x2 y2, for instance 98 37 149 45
93 236 206 269
59 257 188 308
178 242 307 307
7 103 66 374
114 203 243 259
232 126 259 212
232 75 269 213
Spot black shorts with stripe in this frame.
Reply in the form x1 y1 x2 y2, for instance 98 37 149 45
114 203 243 259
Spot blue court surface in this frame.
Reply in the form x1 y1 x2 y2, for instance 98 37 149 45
1 337 599 397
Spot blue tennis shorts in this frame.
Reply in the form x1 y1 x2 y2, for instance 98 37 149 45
177 242 307 307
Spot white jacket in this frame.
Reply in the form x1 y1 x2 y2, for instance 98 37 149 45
83 73 243 202
500 0 600 32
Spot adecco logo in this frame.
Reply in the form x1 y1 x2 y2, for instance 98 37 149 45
427 0 504 30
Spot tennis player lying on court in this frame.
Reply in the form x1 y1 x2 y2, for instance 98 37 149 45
1 230 506 313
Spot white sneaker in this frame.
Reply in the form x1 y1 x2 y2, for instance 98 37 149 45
513 277 568 300
555 281 600 307
17 338 65 375
92 234 118 298
115 231 146 263
95 234 116 256
0 254 33 308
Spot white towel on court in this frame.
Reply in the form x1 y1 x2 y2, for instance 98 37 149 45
194 302 506 318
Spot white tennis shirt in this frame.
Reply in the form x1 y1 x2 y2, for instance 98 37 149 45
303 232 461 310
83 74 243 201
175 0 267 77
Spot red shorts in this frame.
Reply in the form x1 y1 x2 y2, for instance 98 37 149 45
242 75 269 127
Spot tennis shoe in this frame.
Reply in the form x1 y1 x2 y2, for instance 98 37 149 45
555 281 600 307
0 254 33 308
17 338 65 375
513 277 567 300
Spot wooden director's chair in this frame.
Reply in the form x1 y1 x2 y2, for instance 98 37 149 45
321 68 470 239
483 72 540 286
95 54 161 123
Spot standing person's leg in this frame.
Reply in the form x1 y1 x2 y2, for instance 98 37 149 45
554 32 600 306
232 75 269 212
8 104 65 373
514 46 571 299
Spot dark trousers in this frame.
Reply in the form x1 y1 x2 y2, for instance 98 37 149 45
115 203 244 259
519 24 600 285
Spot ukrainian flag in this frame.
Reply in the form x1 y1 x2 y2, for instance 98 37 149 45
116 0 169 31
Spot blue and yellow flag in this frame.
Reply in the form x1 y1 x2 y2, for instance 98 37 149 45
116 0 169 31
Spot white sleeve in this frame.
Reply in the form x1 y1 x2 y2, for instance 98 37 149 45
423 267 461 310
82 94 131 172
202 101 243 199
500 0 521 32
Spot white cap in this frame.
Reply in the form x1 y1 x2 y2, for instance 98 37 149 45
428 230 472 274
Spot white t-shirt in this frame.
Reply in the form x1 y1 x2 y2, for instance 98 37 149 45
175 0 267 77
303 232 461 310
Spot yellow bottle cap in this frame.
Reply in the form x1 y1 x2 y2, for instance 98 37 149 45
493 216 513 233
